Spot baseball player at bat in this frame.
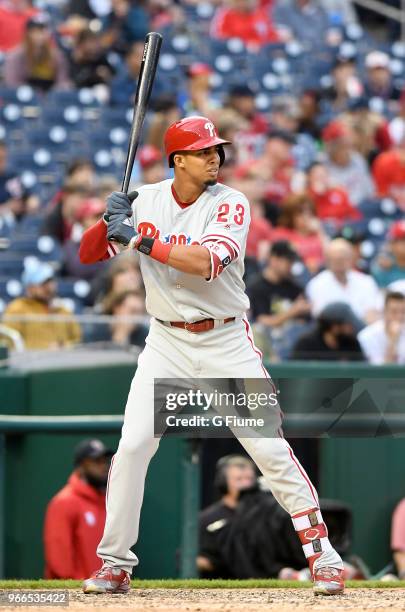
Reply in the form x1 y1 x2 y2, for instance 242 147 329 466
79 116 344 596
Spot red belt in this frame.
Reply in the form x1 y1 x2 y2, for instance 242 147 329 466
156 317 235 333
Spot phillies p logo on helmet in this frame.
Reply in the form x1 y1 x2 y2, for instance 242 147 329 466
204 122 215 138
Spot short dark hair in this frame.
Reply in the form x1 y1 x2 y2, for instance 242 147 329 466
385 291 405 306
66 158 94 176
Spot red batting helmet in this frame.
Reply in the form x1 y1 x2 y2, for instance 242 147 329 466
164 116 231 168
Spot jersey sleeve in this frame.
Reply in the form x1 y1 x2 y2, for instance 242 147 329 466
79 218 122 264
200 192 250 282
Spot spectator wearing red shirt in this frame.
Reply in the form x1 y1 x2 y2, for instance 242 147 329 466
43 439 113 579
41 183 89 244
373 123 405 211
271 193 329 273
0 0 37 51
307 162 362 225
224 85 269 163
246 201 273 260
210 0 281 51
235 130 299 221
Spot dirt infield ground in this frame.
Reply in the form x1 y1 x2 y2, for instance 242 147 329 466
1 588 405 612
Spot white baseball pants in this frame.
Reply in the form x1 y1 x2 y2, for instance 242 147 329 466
97 317 343 573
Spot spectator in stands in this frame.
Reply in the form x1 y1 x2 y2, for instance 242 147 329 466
363 51 401 104
90 251 143 306
342 97 391 163
372 221 405 287
224 85 269 162
391 492 405 580
198 455 306 578
245 201 273 273
306 162 362 225
297 90 321 139
2 262 81 350
322 0 358 25
69 28 115 89
138 145 166 185
291 302 364 361
146 95 181 152
0 140 24 221
44 438 113 579
273 0 330 47
373 124 405 210
65 0 111 20
62 197 106 279
358 291 405 365
41 183 89 244
65 158 96 192
321 56 362 114
270 96 300 134
271 193 328 273
4 13 70 91
101 0 149 55
306 238 382 323
110 41 163 107
323 120 375 205
0 0 38 52
236 130 300 222
247 240 311 359
87 289 148 348
179 63 218 118
210 0 281 51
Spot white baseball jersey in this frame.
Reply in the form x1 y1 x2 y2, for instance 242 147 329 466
129 178 250 322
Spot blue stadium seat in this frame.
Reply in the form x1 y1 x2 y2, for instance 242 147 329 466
0 276 23 301
0 253 26 275
57 278 91 301
358 198 403 220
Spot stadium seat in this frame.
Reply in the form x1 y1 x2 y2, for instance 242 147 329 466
358 198 403 221
0 276 23 301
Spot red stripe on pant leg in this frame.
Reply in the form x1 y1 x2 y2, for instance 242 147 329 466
243 317 280 397
287 443 319 506
105 454 115 509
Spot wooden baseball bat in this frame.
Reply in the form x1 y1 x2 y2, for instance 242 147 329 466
121 32 163 194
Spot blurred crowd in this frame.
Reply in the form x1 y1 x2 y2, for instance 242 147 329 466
0 0 404 361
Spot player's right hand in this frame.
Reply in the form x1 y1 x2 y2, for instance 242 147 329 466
104 191 138 222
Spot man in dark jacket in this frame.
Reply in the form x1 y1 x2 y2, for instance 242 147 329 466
198 455 305 578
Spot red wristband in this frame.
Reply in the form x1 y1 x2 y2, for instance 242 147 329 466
131 235 172 264
150 239 172 264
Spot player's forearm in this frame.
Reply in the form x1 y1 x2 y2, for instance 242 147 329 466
167 245 211 277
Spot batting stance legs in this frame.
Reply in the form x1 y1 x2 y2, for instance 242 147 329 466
95 319 343 579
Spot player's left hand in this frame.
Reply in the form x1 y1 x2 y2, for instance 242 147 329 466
107 213 138 247
104 190 138 222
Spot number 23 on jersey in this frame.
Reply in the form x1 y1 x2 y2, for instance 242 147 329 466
216 203 245 226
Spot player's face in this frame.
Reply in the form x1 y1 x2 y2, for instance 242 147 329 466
180 146 221 186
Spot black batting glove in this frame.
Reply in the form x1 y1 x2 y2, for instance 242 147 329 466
107 213 138 246
104 190 138 223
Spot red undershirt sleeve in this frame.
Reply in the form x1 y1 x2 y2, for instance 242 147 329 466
79 218 120 264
